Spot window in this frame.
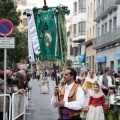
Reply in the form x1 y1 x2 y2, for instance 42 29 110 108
94 0 95 11
111 61 114 71
109 20 112 31
97 27 100 37
78 44 81 55
79 0 86 12
73 2 77 14
73 47 78 57
70 45 73 55
113 17 117 29
102 25 104 35
93 26 94 38
73 24 77 35
88 6 89 19
87 30 89 39
90 28 91 38
78 22 86 35
90 3 92 17
98 0 100 7
105 23 107 33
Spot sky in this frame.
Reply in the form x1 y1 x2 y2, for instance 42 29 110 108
18 0 73 14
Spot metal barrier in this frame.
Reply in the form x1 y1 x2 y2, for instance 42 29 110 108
12 93 26 120
0 94 11 120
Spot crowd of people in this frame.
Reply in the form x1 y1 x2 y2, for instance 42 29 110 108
0 69 31 120
50 67 120 120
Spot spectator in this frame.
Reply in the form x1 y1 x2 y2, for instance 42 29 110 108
98 67 115 96
6 70 13 92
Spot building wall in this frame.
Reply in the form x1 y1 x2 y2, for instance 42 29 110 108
94 1 120 73
66 17 73 62
86 0 96 41
85 0 96 71
17 0 27 6
17 9 28 31
96 9 118 37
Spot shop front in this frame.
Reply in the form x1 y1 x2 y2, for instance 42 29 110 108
116 53 120 73
96 56 107 71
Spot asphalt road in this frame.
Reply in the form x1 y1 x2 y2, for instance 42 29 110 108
25 79 58 120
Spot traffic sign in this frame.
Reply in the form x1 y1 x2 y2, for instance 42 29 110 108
0 37 15 49
0 19 14 36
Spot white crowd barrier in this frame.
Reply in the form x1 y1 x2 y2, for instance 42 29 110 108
0 94 11 120
12 93 26 120
12 90 31 120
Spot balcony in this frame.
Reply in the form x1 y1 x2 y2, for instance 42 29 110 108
94 0 117 22
73 34 85 43
93 26 120 49
115 0 120 4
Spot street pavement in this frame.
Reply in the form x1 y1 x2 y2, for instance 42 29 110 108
25 78 58 120
25 78 86 120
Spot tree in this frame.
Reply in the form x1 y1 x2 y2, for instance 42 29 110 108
0 0 21 25
0 0 28 69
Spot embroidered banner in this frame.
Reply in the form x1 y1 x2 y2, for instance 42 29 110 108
36 9 58 61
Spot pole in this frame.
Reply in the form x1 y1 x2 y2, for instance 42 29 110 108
3 47 7 120
44 0 47 6
53 64 59 96
53 64 63 120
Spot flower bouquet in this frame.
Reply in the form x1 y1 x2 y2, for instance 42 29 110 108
81 102 89 118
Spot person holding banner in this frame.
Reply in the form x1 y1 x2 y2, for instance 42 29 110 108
51 68 85 120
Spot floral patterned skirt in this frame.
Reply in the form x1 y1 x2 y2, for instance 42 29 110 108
86 105 105 120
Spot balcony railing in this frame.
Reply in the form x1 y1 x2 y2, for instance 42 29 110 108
115 0 120 4
93 26 120 49
94 0 117 22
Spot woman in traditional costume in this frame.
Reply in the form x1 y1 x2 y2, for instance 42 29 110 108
76 71 86 86
83 69 98 101
86 83 105 120
40 77 49 94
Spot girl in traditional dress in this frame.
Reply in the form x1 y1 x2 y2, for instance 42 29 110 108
76 70 86 86
107 85 119 120
83 69 98 101
40 77 49 94
86 83 105 120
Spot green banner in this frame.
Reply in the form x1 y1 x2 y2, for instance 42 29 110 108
36 9 58 61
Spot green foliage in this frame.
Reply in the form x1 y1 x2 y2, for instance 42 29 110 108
0 0 28 70
0 0 21 25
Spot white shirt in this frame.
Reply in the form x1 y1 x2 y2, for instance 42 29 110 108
51 82 85 110
98 75 113 88
110 94 115 105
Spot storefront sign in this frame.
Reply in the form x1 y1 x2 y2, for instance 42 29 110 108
78 55 84 62
96 56 107 63
116 53 120 60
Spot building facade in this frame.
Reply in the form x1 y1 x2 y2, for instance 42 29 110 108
93 0 120 73
72 0 86 71
84 0 96 71
17 0 27 6
66 17 73 67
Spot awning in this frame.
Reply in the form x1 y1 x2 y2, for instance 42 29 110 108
78 55 84 62
96 56 107 63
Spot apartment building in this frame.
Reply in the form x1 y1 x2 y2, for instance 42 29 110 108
93 0 120 73
66 17 73 67
84 0 96 71
17 0 27 6
72 0 86 70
